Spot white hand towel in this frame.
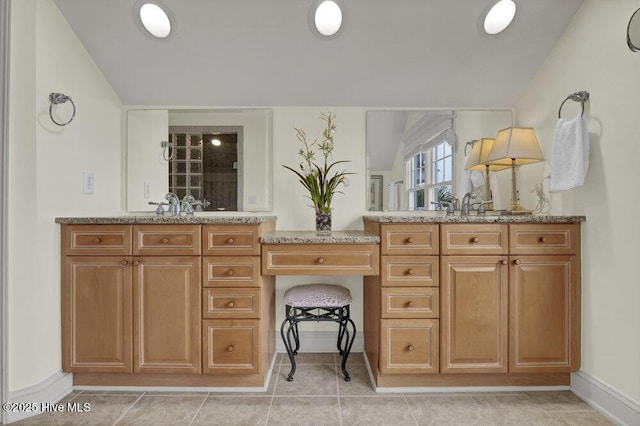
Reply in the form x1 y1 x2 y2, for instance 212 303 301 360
550 114 589 192
459 153 485 194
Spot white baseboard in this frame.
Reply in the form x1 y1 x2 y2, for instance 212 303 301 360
571 370 640 426
5 370 73 424
275 330 364 353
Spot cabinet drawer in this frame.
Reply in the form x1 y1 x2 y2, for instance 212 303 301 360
380 224 439 256
63 225 131 256
202 319 260 374
262 244 379 276
203 288 260 319
203 256 260 287
133 225 201 255
381 287 439 319
203 225 260 255
441 224 508 255
381 255 439 287
379 319 439 374
510 224 580 255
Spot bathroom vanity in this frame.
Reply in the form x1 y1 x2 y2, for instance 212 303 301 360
57 213 584 390
57 215 276 387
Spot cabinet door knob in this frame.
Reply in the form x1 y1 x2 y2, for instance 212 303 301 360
227 345 235 352
406 237 414 243
514 259 522 265
471 237 480 243
407 345 415 352
407 301 414 308
121 260 128 266
407 268 415 276
500 259 508 265
133 260 140 266
539 237 548 243
227 238 235 244
317 257 325 264
227 270 235 276
161 238 169 244
227 301 235 308
93 237 101 244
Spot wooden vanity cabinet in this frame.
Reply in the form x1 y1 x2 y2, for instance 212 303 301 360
508 224 581 373
440 224 509 374
364 219 582 387
363 222 440 382
201 223 275 375
62 221 276 387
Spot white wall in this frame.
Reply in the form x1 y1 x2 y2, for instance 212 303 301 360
9 0 122 390
515 0 640 404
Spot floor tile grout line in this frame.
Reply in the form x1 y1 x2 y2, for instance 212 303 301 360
402 394 420 426
265 361 281 425
112 392 145 425
187 392 210 426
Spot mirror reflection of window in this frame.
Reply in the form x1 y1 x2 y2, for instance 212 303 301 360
168 129 238 211
406 139 453 211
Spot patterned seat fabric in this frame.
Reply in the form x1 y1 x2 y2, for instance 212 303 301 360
283 284 352 308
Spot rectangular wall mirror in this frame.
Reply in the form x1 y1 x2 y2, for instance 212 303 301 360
366 109 513 211
127 108 272 212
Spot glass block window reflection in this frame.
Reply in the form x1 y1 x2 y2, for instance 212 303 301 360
168 132 203 200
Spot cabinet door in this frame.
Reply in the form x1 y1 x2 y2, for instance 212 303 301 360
440 256 508 373
62 257 132 373
379 319 439 374
133 256 201 373
509 255 580 372
202 319 260 374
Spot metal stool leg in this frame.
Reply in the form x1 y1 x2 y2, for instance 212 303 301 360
339 316 356 382
280 305 298 381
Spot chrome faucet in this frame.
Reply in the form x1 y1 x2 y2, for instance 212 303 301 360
461 192 477 216
165 192 181 216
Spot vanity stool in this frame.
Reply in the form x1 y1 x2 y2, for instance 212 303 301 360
280 284 356 382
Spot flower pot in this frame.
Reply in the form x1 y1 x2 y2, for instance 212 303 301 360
315 209 332 234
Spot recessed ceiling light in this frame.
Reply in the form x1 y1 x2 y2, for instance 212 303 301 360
211 138 222 146
139 3 172 38
482 0 516 35
310 0 343 38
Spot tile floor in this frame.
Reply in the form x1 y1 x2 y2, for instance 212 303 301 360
13 353 614 425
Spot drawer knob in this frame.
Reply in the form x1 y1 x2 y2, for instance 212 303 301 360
121 260 128 266
407 269 415 276
406 237 414 244
133 260 140 266
514 259 522 265
227 345 235 352
317 257 325 264
161 238 169 244
93 237 101 244
227 238 235 244
539 237 548 243
228 270 235 276
500 259 508 265
407 301 414 308
227 301 235 308
407 345 415 352
471 237 480 243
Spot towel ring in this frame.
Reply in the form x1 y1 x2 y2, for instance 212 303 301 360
558 91 590 118
49 92 76 126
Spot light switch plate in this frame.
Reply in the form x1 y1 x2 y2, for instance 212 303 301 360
83 172 95 194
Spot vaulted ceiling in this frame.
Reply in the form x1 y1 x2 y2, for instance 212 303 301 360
53 0 583 107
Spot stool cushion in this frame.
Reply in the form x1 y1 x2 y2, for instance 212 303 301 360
283 284 352 308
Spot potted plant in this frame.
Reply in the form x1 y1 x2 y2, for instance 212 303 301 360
283 112 352 233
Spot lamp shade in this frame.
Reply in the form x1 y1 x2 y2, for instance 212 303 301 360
465 138 511 171
485 127 544 166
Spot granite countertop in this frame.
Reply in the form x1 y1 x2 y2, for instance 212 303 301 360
260 230 380 244
362 213 586 223
55 214 277 225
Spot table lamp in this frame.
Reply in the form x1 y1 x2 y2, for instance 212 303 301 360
485 127 544 214
465 138 511 210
